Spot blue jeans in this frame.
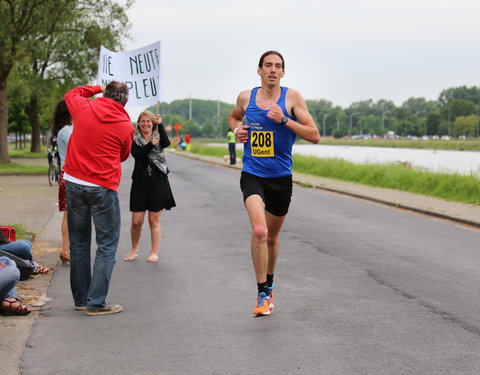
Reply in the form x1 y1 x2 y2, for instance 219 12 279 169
66 182 121 309
0 256 20 300
229 143 236 165
0 240 33 262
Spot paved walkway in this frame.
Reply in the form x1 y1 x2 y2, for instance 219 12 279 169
0 153 479 374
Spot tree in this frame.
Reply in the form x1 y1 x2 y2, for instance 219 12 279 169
375 99 397 116
442 99 476 120
453 115 478 138
202 119 215 138
396 107 415 136
182 118 201 137
426 113 442 136
7 67 30 148
359 115 381 135
438 86 480 106
402 97 428 115
306 99 333 129
0 0 132 162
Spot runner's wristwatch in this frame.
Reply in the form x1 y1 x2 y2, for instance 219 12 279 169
281 116 289 125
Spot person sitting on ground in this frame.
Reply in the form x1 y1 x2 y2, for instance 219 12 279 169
0 230 49 275
0 256 31 315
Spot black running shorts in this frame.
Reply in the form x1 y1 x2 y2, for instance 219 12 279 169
240 171 292 217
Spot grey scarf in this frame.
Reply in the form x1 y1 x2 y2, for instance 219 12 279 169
133 132 168 175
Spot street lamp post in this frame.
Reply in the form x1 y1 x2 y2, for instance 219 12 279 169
477 108 479 138
381 111 390 133
348 112 360 136
323 113 331 137
414 110 425 136
448 108 451 137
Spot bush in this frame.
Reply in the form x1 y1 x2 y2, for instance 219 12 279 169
332 129 344 139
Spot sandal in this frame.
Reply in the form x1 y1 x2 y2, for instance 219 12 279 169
32 263 49 275
0 298 31 315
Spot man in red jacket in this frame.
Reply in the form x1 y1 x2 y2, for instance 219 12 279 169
64 81 134 316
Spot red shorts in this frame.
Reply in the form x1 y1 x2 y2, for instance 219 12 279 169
58 171 67 211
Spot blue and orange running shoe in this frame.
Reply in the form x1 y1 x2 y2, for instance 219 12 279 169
268 284 275 312
253 292 270 316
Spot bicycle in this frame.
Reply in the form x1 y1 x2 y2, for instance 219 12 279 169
47 147 60 186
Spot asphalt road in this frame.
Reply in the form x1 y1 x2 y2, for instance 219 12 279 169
21 154 480 375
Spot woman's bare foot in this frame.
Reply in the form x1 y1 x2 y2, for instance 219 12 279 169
59 251 70 265
146 253 158 263
124 250 138 261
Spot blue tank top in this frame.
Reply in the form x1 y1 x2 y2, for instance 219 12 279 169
242 86 297 178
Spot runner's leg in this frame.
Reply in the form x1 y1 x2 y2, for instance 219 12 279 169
244 195 268 284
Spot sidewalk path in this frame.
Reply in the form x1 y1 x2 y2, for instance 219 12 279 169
0 172 61 375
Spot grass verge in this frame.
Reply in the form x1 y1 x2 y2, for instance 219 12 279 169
8 143 46 158
3 224 33 241
190 144 480 205
0 163 47 175
195 137 480 151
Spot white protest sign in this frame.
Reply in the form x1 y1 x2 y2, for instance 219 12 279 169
97 41 162 107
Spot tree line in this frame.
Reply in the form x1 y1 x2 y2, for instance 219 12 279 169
151 86 480 140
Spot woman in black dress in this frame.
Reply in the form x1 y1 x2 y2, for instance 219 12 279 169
124 110 176 263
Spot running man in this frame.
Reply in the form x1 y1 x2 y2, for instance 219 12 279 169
228 50 320 316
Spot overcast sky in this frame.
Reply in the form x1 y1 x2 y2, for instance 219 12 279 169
123 0 480 112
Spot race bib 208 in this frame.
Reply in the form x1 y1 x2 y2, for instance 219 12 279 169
250 131 274 157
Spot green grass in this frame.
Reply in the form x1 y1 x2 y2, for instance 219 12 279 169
2 224 32 240
190 143 244 158
189 143 480 205
293 156 480 204
315 137 480 151
0 163 47 175
8 143 46 158
197 136 480 151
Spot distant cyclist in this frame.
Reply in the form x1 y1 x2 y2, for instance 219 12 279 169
228 50 320 316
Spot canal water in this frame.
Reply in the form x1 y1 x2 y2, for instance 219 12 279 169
221 144 480 177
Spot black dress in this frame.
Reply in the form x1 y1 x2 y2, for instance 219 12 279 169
129 125 176 212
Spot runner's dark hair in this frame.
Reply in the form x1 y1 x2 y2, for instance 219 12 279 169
258 50 285 70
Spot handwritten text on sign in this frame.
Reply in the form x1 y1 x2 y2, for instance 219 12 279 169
97 42 162 107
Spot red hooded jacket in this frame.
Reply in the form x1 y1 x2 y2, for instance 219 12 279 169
63 85 134 191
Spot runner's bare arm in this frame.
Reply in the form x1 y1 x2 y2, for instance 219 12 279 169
228 90 250 143
279 89 320 144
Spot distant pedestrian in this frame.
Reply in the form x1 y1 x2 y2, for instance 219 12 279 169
64 82 134 316
124 110 176 263
185 132 191 152
227 129 236 165
51 99 73 266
